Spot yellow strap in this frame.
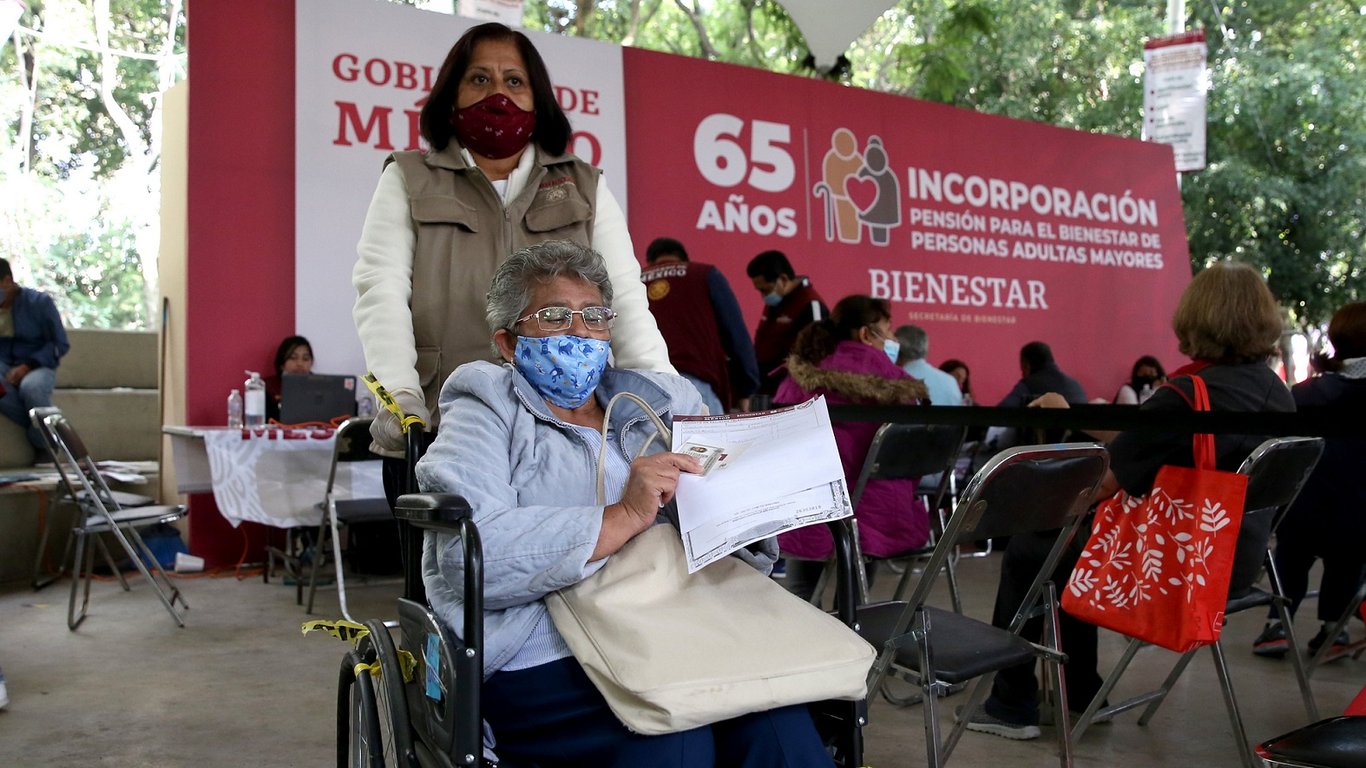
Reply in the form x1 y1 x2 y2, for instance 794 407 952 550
352 652 415 683
363 372 427 433
301 619 370 644
396 650 417 683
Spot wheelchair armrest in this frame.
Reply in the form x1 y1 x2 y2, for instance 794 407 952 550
395 493 483 615
395 493 473 533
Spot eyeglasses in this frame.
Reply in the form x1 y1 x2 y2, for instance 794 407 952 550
515 305 617 332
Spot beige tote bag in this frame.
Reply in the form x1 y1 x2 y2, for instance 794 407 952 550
545 524 874 735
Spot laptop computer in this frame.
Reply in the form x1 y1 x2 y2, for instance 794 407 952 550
280 373 359 424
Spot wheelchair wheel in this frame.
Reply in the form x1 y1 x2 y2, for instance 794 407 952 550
339 648 385 767
343 629 413 767
363 619 416 766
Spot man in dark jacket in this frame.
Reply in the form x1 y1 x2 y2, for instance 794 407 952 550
997 341 1087 407
0 258 70 454
746 250 828 398
641 238 759 414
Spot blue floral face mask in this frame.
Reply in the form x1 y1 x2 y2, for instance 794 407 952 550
513 334 611 408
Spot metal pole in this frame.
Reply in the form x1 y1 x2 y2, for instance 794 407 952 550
1166 0 1186 187
1166 0 1185 35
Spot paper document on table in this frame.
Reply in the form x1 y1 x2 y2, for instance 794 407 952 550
672 396 853 572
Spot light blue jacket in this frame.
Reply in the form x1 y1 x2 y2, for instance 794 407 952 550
901 358 963 406
418 361 777 678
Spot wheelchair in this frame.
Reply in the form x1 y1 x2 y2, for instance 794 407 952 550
338 492 483 767
334 439 868 767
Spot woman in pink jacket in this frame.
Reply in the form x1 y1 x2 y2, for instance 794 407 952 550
774 295 928 602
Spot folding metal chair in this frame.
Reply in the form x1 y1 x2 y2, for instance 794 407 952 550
1307 580 1366 675
1071 436 1326 768
28 406 156 590
857 442 1110 768
36 409 189 630
306 417 395 621
815 423 967 610
1257 715 1366 768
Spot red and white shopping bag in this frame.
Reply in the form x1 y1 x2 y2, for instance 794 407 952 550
1062 376 1249 653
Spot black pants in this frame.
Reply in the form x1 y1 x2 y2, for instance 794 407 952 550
984 527 1102 724
1271 526 1366 622
483 657 833 767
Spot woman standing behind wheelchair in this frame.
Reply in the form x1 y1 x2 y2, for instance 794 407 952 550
417 241 833 767
353 22 671 492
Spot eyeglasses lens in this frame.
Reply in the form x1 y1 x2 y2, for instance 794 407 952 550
532 307 614 332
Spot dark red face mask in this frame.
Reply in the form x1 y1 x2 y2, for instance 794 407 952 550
452 93 536 160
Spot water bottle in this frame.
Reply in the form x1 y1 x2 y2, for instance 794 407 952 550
356 396 375 419
226 388 243 428
244 371 266 428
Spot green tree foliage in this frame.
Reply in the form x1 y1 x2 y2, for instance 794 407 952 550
1181 0 1363 331
1 0 185 330
3 0 1359 334
525 0 1364 332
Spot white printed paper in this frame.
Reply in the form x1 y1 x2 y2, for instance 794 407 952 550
671 396 853 572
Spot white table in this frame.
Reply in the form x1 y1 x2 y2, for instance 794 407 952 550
163 426 384 529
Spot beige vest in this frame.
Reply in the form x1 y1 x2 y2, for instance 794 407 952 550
388 144 600 427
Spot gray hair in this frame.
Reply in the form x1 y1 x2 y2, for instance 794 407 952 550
894 324 929 363
485 240 615 334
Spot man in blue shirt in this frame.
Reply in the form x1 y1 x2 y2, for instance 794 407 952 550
0 258 70 455
894 324 963 406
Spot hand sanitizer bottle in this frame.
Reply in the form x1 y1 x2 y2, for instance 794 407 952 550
244 371 266 428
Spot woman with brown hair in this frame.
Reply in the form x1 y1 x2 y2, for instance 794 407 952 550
965 261 1296 740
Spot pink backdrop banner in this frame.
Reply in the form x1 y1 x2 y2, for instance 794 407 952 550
624 48 1190 403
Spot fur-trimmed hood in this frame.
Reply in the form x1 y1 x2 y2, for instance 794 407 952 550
784 346 927 404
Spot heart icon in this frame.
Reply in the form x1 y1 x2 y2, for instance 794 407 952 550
843 174 879 214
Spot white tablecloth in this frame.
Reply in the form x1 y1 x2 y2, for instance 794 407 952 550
164 427 385 528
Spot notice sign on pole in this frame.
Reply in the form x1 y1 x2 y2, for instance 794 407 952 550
1143 30 1208 172
456 0 524 26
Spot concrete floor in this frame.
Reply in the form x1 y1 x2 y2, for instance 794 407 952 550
0 552 1360 767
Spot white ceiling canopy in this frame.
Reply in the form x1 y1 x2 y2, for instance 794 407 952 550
774 0 897 72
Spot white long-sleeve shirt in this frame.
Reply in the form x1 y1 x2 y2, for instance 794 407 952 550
352 147 674 410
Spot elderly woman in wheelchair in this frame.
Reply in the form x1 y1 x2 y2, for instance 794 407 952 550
416 240 834 767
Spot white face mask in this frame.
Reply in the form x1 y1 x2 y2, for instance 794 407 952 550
882 338 901 365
